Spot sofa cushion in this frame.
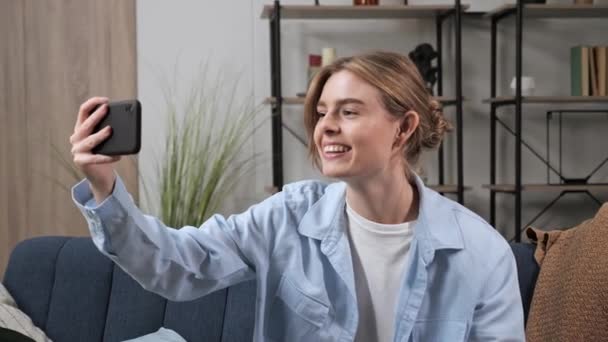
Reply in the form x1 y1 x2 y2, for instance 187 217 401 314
510 242 539 326
221 281 256 342
525 204 608 341
2 236 71 330
103 265 167 341
44 237 114 342
163 288 227 342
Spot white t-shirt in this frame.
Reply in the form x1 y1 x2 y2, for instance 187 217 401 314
346 202 415 342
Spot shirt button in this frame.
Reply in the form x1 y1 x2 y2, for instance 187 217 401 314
85 209 94 219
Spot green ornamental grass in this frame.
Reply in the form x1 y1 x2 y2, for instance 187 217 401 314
156 67 263 228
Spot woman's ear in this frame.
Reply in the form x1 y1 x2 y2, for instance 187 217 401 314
393 111 419 149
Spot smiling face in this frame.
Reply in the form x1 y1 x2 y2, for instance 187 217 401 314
313 70 404 181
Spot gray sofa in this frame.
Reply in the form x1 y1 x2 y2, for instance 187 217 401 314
2 236 539 341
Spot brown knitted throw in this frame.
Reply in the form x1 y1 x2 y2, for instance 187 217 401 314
525 203 608 342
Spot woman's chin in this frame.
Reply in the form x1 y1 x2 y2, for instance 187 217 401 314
321 167 353 180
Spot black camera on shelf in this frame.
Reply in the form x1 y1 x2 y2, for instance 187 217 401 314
409 43 439 95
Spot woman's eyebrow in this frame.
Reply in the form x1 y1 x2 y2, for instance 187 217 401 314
317 98 365 107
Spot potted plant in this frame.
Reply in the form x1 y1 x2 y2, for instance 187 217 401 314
151 67 262 227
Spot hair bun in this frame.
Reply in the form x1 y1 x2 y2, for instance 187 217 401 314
421 99 452 149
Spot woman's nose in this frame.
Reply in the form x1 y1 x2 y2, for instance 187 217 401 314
318 113 340 134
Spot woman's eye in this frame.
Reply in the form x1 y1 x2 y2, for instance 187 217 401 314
317 111 326 117
342 110 356 116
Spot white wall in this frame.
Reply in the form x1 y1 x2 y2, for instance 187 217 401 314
137 0 608 238
136 0 258 215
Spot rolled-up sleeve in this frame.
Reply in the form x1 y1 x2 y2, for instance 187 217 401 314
72 174 282 301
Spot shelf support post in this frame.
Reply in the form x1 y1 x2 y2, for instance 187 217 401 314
269 0 284 190
436 10 445 189
490 13 498 228
455 0 464 204
514 0 523 242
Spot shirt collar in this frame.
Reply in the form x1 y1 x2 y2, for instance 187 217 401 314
297 174 464 255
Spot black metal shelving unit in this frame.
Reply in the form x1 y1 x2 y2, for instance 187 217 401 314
485 1 608 242
261 1 467 204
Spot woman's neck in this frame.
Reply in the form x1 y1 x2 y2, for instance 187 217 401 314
345 169 419 225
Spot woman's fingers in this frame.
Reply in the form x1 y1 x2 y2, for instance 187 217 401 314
70 103 108 144
73 153 121 166
71 126 112 154
75 96 109 129
71 98 119 193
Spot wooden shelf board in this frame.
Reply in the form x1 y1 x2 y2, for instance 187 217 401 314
485 4 608 19
483 183 608 192
261 4 468 20
483 96 608 104
265 96 461 106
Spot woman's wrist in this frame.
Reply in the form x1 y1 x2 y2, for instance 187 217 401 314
89 174 116 205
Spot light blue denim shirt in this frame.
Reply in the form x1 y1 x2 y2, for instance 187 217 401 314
72 174 525 341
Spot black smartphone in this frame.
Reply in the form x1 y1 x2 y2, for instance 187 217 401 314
91 99 141 155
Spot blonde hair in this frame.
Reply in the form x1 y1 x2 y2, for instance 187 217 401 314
303 50 452 174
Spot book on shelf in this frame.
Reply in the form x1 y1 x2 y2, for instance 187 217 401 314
590 46 598 96
597 46 607 97
583 46 589 96
571 45 608 97
571 46 580 96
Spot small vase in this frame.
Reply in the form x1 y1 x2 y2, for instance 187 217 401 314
510 76 536 96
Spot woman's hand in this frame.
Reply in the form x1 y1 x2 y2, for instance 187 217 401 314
70 96 121 204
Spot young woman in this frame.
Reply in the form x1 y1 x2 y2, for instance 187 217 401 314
70 51 524 341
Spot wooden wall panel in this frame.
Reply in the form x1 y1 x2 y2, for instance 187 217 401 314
0 0 28 277
1 0 138 275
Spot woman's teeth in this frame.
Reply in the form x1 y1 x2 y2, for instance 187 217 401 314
324 145 351 153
